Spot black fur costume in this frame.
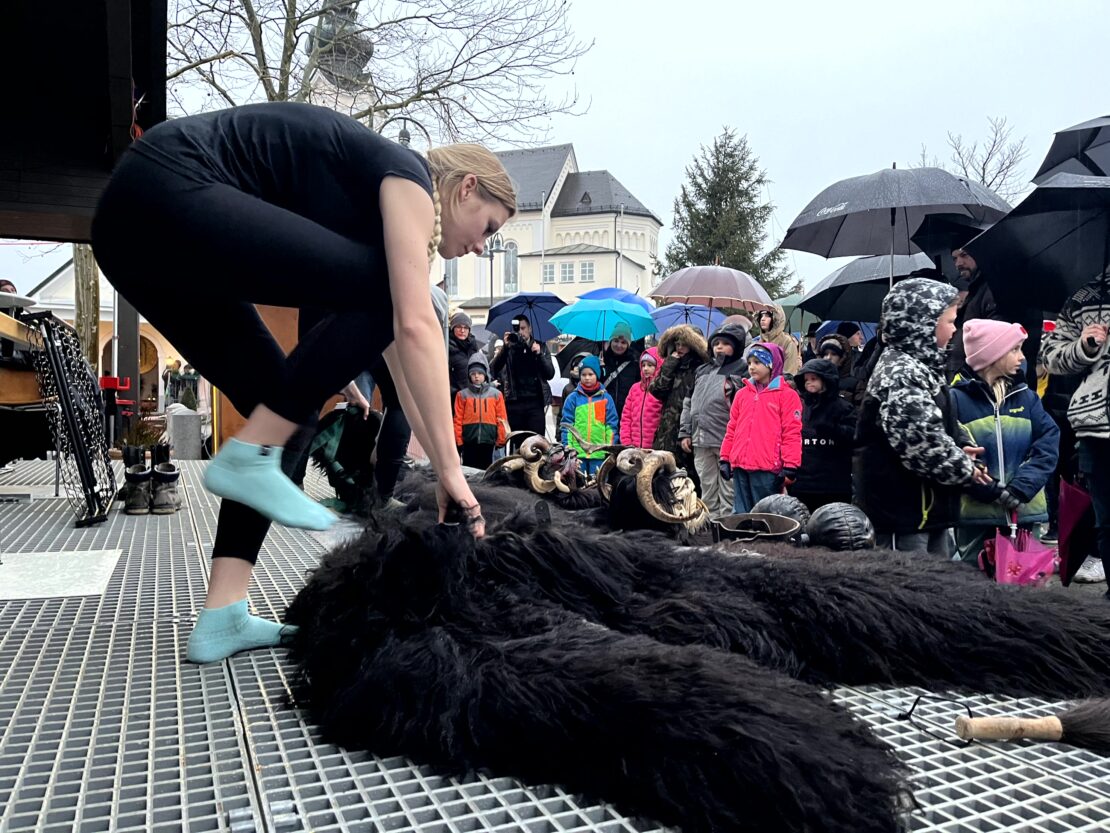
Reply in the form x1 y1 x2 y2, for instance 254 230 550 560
286 480 1110 832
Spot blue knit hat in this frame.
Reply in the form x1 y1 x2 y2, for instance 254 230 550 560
747 345 774 368
578 355 602 378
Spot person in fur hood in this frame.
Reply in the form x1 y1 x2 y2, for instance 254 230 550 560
678 322 749 518
854 278 993 555
650 324 710 491
755 304 802 376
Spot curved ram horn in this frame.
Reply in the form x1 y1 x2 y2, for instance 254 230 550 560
552 470 571 493
615 447 648 475
519 435 551 462
484 455 526 478
635 452 694 525
524 459 558 494
596 454 618 502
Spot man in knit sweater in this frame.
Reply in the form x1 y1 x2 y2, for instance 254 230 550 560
1041 276 1110 592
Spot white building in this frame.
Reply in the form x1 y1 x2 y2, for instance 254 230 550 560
435 144 663 323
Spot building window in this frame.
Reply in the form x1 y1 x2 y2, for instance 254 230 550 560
444 259 459 298
580 261 595 283
502 241 518 294
560 262 574 283
542 262 555 284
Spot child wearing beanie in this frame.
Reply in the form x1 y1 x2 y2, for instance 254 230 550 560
950 319 1060 562
561 354 619 477
719 342 802 514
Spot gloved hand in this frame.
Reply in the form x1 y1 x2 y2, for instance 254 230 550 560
719 460 732 481
996 487 1025 511
774 468 797 494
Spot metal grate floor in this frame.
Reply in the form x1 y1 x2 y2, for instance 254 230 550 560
0 458 1107 832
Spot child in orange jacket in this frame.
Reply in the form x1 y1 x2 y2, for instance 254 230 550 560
719 342 803 514
454 353 508 469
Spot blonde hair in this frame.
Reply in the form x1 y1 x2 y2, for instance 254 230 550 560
424 144 517 264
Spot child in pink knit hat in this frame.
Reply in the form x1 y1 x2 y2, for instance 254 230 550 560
949 319 1060 563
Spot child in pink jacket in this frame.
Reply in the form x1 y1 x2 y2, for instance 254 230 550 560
719 342 803 514
620 347 663 449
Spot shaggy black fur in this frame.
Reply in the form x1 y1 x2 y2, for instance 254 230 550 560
286 524 904 833
291 476 1110 831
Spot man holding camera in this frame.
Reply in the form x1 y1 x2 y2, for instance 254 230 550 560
490 314 555 439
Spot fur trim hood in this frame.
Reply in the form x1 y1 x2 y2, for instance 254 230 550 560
658 324 710 363
759 304 787 340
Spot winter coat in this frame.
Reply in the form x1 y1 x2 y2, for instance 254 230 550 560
854 278 977 534
679 322 750 449
794 359 857 497
720 343 803 474
453 354 508 447
620 347 664 449
600 341 642 417
755 304 802 376
649 325 710 455
1041 277 1110 440
490 336 555 404
448 333 481 398
561 384 618 460
950 372 1059 527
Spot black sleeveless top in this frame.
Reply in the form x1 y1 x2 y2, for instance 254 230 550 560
130 102 433 245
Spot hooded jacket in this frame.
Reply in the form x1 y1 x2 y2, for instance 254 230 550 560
453 352 508 447
854 278 976 533
950 371 1059 527
793 359 857 497
448 331 481 398
620 347 664 449
756 304 802 376
719 342 803 473
600 339 643 417
817 333 862 405
1041 276 1110 440
649 325 710 455
560 355 619 460
679 322 750 448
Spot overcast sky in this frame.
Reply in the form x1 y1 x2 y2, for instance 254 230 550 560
1 0 1104 295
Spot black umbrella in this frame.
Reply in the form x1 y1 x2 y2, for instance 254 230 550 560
782 166 1010 285
1033 116 1110 184
799 254 933 320
964 173 1110 312
555 336 601 375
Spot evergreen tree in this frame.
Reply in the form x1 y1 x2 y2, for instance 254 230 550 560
663 129 794 299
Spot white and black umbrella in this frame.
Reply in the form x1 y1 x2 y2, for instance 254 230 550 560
799 253 933 321
782 166 1010 285
1033 116 1110 184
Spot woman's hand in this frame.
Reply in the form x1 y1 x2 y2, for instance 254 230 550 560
342 381 371 419
437 468 485 538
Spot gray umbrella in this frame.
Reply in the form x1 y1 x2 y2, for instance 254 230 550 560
964 173 1110 311
799 254 933 321
781 166 1010 284
1033 116 1110 184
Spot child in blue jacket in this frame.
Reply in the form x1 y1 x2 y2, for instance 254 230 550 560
561 355 618 477
951 320 1060 562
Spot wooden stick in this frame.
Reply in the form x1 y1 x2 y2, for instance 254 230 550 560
955 715 1063 743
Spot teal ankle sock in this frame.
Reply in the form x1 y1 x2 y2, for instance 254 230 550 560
204 438 335 530
185 599 298 664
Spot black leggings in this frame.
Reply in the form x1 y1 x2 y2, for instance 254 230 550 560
93 151 399 564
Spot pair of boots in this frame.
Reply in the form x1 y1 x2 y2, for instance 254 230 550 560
122 444 181 514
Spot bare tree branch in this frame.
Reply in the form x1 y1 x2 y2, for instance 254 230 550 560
167 0 591 143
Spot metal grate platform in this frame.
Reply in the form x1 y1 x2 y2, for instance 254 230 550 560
1 458 1108 832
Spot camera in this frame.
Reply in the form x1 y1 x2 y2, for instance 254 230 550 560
506 318 522 345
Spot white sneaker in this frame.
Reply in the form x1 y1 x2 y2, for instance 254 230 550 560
1074 556 1106 584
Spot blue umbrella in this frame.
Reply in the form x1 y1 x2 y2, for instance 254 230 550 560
578 286 655 313
487 292 567 342
651 303 727 336
816 320 878 344
550 298 657 341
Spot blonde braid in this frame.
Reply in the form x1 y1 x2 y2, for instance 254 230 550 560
428 177 443 267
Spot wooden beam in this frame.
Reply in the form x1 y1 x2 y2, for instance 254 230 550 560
0 311 42 349
0 209 93 243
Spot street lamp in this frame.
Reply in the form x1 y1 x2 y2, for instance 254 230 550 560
486 232 506 318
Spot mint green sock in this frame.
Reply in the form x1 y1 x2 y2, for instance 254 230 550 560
204 438 335 530
185 599 298 664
